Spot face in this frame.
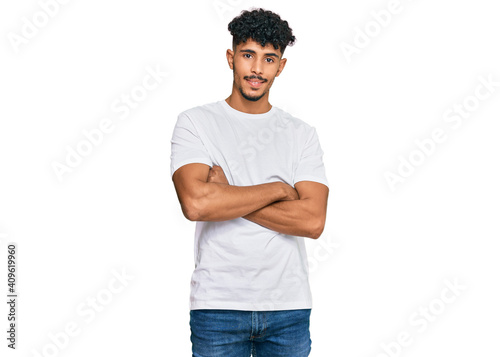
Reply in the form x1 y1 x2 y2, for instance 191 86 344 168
227 39 287 102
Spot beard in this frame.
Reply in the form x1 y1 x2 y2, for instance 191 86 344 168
238 85 267 102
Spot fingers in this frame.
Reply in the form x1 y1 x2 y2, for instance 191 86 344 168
212 165 223 173
207 165 223 183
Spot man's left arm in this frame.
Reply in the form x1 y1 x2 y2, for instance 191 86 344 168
243 181 328 239
249 125 329 239
207 165 328 239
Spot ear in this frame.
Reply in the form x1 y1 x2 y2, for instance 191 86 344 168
275 57 287 77
226 49 234 70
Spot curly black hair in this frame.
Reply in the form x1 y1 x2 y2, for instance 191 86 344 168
228 8 296 56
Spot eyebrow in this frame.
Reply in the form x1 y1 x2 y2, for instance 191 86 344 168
239 49 280 59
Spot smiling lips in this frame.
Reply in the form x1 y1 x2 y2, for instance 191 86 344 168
246 78 265 88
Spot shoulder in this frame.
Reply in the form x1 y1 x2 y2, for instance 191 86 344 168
273 106 316 136
178 101 222 121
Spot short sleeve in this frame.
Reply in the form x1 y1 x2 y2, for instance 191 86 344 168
170 112 213 177
293 127 329 188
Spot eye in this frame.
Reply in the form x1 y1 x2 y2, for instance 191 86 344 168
243 53 252 59
265 58 274 63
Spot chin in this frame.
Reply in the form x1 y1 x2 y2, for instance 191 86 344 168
244 96 261 102
242 91 266 102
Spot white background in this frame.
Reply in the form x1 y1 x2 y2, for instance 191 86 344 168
1 0 499 356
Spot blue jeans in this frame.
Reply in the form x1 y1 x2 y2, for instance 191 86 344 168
189 309 312 357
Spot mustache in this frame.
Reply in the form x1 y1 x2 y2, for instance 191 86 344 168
244 76 267 82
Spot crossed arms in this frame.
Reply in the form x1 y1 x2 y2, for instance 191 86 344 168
171 163 329 239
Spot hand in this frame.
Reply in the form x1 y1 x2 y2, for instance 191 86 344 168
281 182 299 201
207 165 229 185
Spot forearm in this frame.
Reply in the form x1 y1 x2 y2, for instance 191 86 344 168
243 198 325 239
186 181 288 222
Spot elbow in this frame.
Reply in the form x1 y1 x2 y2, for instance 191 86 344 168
308 216 326 239
181 183 216 221
183 207 200 222
309 227 324 239
181 197 207 222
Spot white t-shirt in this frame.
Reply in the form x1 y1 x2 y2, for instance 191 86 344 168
170 100 329 311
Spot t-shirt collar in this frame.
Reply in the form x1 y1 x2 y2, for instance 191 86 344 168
220 100 276 119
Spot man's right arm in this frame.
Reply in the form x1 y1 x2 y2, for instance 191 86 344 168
172 163 298 222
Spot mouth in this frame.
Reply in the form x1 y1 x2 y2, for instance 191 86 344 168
246 78 264 88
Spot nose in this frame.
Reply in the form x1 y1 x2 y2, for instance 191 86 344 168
251 59 263 76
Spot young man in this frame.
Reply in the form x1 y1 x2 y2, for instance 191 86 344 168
170 8 329 357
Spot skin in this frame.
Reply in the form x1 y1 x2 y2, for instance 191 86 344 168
172 37 329 239
225 38 287 114
207 165 328 239
172 162 298 222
